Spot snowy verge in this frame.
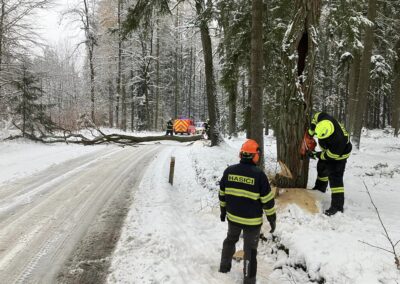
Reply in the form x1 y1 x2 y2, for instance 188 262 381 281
108 132 400 283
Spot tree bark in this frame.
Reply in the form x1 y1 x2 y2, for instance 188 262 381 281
130 69 135 131
393 38 400 137
227 72 238 137
195 0 220 146
154 19 160 130
108 79 113 127
0 0 4 96
115 0 122 127
83 0 96 124
250 0 264 169
346 51 361 130
246 74 252 139
188 46 193 118
121 75 127 131
174 7 179 118
352 0 377 148
277 0 321 188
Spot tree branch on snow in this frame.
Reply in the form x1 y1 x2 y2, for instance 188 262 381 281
359 181 400 270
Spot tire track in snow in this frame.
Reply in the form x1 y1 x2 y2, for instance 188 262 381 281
0 145 161 283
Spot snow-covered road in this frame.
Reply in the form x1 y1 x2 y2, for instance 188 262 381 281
0 145 161 283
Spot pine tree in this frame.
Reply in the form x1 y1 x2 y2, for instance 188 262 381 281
12 64 54 137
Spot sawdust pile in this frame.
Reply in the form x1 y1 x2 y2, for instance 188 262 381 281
274 187 319 214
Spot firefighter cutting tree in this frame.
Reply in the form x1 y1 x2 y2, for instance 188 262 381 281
305 112 352 216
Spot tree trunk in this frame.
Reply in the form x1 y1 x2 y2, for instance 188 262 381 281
22 70 27 136
228 72 238 137
121 75 127 131
246 74 252 139
108 79 113 127
188 47 193 118
250 0 264 168
195 0 220 146
116 0 122 128
83 0 96 124
174 7 179 118
277 0 321 188
154 19 160 130
352 0 377 148
0 0 4 96
393 38 400 137
130 69 135 131
346 51 361 131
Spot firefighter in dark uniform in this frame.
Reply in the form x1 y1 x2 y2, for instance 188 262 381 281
307 112 352 216
166 118 173 136
218 139 276 284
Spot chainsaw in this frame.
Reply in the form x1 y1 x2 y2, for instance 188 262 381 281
300 131 317 158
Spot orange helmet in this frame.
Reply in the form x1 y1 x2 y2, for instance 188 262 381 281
240 139 261 164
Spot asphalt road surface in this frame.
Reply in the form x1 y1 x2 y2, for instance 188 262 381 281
0 145 161 284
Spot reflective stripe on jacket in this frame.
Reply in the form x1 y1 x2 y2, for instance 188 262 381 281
308 112 352 161
219 160 275 227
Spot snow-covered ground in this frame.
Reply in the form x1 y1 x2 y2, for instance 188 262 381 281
0 140 108 186
107 130 400 284
1 130 399 283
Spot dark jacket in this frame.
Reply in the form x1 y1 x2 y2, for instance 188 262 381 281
167 120 173 131
308 112 352 161
219 160 275 228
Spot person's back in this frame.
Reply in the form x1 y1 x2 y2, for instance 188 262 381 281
218 139 276 284
309 112 351 160
221 161 272 227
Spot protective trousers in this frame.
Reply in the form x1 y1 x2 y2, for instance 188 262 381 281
313 159 346 211
220 222 260 284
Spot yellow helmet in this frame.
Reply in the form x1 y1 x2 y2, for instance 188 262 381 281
315 120 334 139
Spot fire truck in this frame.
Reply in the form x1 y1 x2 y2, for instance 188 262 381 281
173 117 196 135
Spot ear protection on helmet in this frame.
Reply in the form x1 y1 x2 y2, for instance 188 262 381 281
246 147 260 164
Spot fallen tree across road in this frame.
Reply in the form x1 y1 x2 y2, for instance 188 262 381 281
6 132 203 145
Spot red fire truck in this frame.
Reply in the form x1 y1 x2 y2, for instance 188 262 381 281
173 117 196 135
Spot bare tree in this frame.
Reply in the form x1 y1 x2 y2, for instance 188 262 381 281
63 0 98 123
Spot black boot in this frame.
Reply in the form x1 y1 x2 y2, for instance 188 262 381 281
312 178 328 193
324 206 343 216
219 264 231 273
324 193 344 216
312 186 327 193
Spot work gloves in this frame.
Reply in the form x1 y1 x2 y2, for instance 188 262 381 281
307 151 321 160
267 213 276 233
220 207 226 222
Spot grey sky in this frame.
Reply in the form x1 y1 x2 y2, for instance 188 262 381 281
35 0 85 59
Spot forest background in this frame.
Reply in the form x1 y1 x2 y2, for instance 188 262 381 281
0 0 399 188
